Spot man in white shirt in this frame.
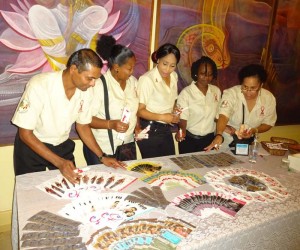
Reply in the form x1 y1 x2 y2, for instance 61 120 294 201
12 49 123 184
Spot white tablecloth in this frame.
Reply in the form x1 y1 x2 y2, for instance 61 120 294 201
12 149 300 250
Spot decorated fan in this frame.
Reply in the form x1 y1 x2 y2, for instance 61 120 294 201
58 192 154 230
172 191 246 218
141 170 206 190
86 217 196 249
126 161 162 175
36 170 137 200
125 186 170 209
205 167 289 202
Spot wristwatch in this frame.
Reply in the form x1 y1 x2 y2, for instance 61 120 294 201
98 153 107 163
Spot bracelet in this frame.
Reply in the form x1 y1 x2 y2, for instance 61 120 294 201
99 153 107 163
215 133 224 143
107 120 110 129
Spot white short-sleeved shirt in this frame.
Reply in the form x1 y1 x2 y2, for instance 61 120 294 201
91 70 139 155
137 66 178 120
217 85 277 130
11 70 94 146
177 83 221 136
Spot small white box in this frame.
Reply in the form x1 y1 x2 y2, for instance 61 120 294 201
288 153 300 172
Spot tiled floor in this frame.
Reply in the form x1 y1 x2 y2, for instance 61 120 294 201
0 227 12 250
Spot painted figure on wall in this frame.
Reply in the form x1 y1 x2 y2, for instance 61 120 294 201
176 0 231 85
159 0 300 124
0 0 151 144
0 0 120 74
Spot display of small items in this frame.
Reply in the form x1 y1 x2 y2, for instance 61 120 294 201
228 175 267 192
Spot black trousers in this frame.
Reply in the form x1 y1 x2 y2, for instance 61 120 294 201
14 132 75 175
178 131 214 154
137 120 175 159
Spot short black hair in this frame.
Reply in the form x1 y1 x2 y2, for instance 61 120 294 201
191 56 218 81
96 35 135 68
238 64 267 84
151 43 181 64
66 48 103 72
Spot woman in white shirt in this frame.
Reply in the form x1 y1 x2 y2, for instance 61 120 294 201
175 56 221 153
83 35 139 165
136 43 181 158
205 64 277 151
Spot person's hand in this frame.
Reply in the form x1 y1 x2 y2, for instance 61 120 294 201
175 129 185 142
204 134 223 152
163 113 180 124
57 159 80 185
240 129 253 139
134 125 150 141
224 125 235 135
102 156 127 169
111 120 129 133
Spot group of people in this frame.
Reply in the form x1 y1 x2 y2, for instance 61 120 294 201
12 36 277 184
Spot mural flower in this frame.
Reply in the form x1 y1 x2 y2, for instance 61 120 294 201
0 0 120 75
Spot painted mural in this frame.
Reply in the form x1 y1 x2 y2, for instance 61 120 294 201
159 0 300 125
0 0 152 144
0 0 299 145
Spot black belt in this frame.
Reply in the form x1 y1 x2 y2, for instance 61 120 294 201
150 121 170 128
186 130 213 139
140 119 170 128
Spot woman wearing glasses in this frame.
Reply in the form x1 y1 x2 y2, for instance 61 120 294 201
205 64 277 150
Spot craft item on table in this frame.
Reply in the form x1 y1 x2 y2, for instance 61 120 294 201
172 191 246 218
170 152 244 169
228 175 267 191
86 217 195 250
261 141 288 156
192 152 244 168
204 167 289 203
126 161 162 175
59 192 154 231
141 170 206 190
21 210 85 249
169 155 204 170
36 171 137 200
125 186 170 209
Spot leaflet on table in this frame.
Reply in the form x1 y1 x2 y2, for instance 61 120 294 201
58 192 154 230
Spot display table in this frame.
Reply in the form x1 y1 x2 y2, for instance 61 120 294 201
12 149 300 249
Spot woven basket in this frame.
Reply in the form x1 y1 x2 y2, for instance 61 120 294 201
288 144 300 154
270 137 298 148
261 141 288 156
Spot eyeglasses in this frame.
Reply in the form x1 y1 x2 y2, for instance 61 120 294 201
241 86 260 92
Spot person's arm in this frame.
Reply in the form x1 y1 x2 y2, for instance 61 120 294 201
175 119 187 142
76 123 126 168
18 128 80 184
246 124 273 137
90 117 128 133
204 114 228 151
137 103 179 124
